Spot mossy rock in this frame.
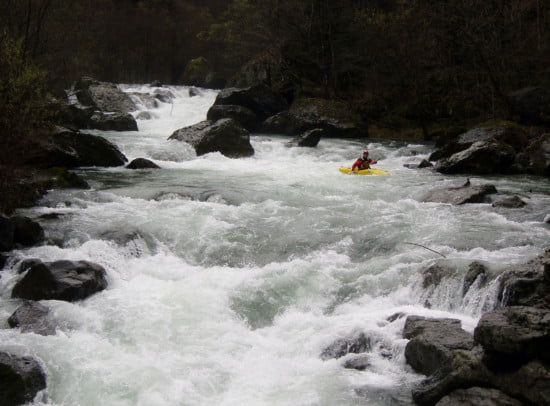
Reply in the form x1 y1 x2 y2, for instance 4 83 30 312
181 57 210 86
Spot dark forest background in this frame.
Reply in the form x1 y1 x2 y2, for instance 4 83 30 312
2 0 548 122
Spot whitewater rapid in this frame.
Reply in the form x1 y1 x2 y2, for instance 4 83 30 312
1 84 549 406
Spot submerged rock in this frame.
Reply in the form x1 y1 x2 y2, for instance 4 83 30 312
126 158 160 169
8 302 56 336
422 180 497 205
320 332 370 360
286 128 323 147
492 195 527 208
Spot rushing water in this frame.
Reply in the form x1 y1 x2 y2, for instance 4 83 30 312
1 85 549 406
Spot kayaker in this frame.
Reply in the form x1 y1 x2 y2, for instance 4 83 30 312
351 150 378 172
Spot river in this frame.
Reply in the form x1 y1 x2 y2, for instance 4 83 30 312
1 84 549 405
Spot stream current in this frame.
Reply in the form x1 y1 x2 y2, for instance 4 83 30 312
1 84 549 405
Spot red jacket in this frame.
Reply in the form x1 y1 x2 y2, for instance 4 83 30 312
352 158 377 171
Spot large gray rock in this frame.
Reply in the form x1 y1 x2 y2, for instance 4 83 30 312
497 248 549 307
169 118 254 158
412 350 494 406
206 104 260 131
515 133 550 176
0 216 43 251
435 387 526 406
72 77 136 113
403 316 475 376
25 127 127 169
8 302 56 336
286 128 323 147
88 112 138 131
11 216 44 248
261 104 362 138
462 262 488 296
435 141 516 175
11 260 108 302
422 179 497 205
429 124 528 162
126 158 160 169
474 306 550 363
320 332 370 360
494 360 550 406
0 352 47 405
491 195 527 208
214 84 288 121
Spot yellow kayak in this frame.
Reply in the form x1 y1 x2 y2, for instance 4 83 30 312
339 167 390 175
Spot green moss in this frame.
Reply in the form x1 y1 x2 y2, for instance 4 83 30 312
181 57 210 83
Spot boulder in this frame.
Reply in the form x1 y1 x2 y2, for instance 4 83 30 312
56 102 95 130
71 77 136 113
462 262 488 296
8 302 56 336
421 264 454 289
88 112 138 131
169 118 254 158
135 111 154 120
497 248 549 307
343 354 371 371
405 159 434 169
0 215 15 252
422 180 497 205
435 141 516 175
153 89 175 103
494 360 550 406
126 158 160 169
473 306 550 363
508 87 550 126
403 316 475 376
515 133 550 176
206 105 260 131
11 216 44 247
214 84 288 121
11 260 108 302
429 124 529 162
25 127 127 169
18 258 43 274
203 72 226 89
491 195 527 208
435 387 526 406
286 128 323 147
320 332 370 360
0 352 47 405
412 350 494 406
262 98 363 138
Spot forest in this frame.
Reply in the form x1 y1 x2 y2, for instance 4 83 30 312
2 0 548 111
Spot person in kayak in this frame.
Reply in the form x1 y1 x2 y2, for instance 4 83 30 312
351 150 378 172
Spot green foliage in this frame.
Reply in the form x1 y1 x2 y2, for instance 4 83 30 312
0 32 54 214
0 32 52 167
